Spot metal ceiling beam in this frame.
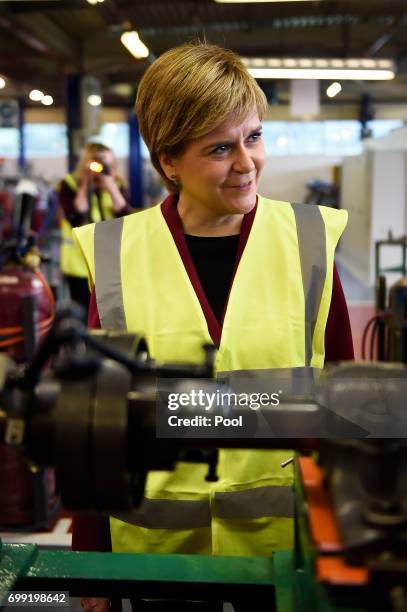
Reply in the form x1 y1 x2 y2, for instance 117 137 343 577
83 56 141 77
0 11 51 54
15 12 80 62
137 14 404 38
98 0 128 26
3 0 83 11
367 13 407 56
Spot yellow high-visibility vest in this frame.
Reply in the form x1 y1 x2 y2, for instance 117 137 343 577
59 173 114 278
74 195 347 556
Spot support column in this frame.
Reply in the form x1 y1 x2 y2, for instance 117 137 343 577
66 74 81 172
17 97 26 172
128 112 143 208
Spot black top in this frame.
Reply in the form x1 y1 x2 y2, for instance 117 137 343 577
185 234 239 324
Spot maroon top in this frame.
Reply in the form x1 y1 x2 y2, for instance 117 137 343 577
72 194 354 552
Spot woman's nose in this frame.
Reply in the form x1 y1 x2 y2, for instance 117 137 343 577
232 146 255 174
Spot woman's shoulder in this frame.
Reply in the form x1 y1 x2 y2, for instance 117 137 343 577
258 194 347 218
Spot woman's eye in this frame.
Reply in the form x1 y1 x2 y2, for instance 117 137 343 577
212 145 230 155
248 131 262 142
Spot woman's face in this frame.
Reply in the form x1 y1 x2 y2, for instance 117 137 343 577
165 111 265 218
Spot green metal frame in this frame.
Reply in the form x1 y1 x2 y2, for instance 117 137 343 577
0 461 371 611
282 461 368 612
375 237 407 279
1 542 275 605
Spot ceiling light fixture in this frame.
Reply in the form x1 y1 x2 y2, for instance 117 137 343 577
41 95 54 106
243 58 395 80
120 31 149 59
326 82 342 98
87 94 102 107
29 89 44 102
0 76 6 89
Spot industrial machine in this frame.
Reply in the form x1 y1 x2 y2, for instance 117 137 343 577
0 307 406 611
305 179 339 209
360 235 407 363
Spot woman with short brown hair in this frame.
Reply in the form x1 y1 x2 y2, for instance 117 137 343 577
74 42 353 612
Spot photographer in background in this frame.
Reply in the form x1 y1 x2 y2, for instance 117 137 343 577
57 142 132 311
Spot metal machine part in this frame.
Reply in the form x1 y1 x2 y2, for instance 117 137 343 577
316 361 407 437
319 439 407 565
1 307 220 512
0 310 407 608
0 308 407 573
388 277 407 363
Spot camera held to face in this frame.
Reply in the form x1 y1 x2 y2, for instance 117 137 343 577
89 158 111 176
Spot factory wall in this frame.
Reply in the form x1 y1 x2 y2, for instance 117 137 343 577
340 128 407 285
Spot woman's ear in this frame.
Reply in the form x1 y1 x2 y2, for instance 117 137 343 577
158 153 177 183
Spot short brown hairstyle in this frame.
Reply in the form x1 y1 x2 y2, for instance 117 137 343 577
135 42 268 193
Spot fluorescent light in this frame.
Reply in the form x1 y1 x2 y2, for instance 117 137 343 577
120 31 149 59
326 82 342 98
243 57 395 80
29 89 44 101
249 68 394 80
86 0 99 4
87 94 102 106
41 95 53 106
0 76 5 89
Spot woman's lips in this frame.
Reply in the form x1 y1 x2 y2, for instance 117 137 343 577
224 179 253 191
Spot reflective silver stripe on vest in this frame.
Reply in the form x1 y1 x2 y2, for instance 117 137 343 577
214 485 294 519
113 498 211 529
94 218 126 329
290 203 326 366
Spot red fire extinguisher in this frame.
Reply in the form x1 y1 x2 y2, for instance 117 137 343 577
0 179 58 529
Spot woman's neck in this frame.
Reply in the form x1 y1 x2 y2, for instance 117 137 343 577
177 199 243 237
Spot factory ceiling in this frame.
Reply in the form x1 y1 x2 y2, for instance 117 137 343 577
0 0 406 109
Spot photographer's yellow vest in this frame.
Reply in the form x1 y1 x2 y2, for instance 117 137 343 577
74 196 347 557
59 173 114 278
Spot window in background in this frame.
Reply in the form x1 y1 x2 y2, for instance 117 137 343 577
24 124 68 158
262 122 290 156
324 121 361 156
262 119 404 156
368 119 404 139
0 128 19 158
290 122 324 155
100 123 130 158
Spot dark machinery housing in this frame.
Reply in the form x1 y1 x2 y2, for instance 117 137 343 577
0 307 406 610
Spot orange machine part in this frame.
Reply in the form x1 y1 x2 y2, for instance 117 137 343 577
316 557 369 586
299 456 370 586
299 456 342 552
